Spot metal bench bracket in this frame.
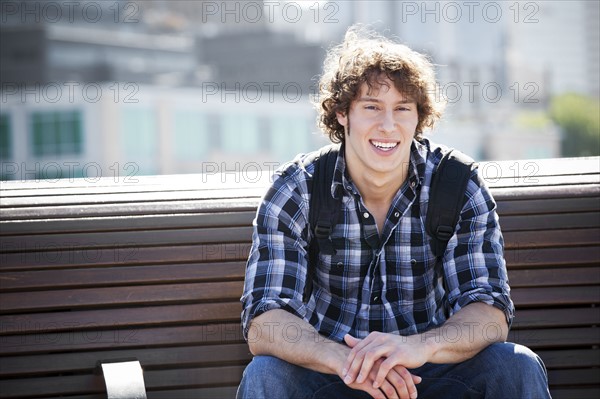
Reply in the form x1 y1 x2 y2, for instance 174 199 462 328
98 359 147 399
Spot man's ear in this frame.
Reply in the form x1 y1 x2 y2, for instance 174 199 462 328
336 111 348 128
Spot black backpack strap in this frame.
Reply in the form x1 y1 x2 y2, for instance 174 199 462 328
303 144 341 302
426 149 477 258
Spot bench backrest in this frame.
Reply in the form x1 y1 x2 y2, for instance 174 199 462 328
1 156 598 399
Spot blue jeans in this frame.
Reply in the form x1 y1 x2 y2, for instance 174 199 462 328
236 342 551 399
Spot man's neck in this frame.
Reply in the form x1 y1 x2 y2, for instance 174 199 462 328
348 163 409 207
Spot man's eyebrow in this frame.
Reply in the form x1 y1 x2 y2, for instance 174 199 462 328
356 97 415 104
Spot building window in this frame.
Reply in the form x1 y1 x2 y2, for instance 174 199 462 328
173 111 210 160
121 107 158 175
221 114 260 154
270 115 310 161
0 114 11 159
30 110 83 157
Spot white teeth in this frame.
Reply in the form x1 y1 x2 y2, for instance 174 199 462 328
371 140 398 150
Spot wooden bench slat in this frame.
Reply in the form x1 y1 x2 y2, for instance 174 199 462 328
2 185 597 221
148 386 239 399
0 178 265 197
0 373 104 398
512 307 600 329
442 172 598 189
0 212 257 236
0 302 242 335
536 348 600 369
0 198 260 220
0 324 244 356
3 343 596 379
550 387 600 399
0 172 271 194
1 226 597 256
14 341 595 375
2 217 597 251
509 266 600 287
497 197 600 216
43 386 241 399
504 245 600 268
10 362 592 399
508 327 600 349
500 212 600 232
1 349 598 396
1 226 253 252
492 184 600 201
0 262 245 292
0 365 246 398
0 281 245 313
0 243 253 271
0 343 251 377
511 286 600 307
145 365 245 389
547 368 600 386
1 242 597 273
3 325 597 357
0 188 265 208
504 229 600 249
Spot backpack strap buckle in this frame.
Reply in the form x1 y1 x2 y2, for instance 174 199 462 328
314 221 332 240
436 225 454 240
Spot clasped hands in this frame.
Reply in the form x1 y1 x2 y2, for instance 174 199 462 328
340 332 428 399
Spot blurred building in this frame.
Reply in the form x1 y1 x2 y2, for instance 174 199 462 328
201 29 325 93
0 0 590 182
0 84 326 181
0 23 196 86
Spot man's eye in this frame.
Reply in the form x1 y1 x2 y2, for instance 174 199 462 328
365 105 378 110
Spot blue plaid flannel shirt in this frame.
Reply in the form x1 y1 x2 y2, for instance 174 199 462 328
241 138 514 342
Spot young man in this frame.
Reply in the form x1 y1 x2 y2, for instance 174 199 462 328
238 27 551 399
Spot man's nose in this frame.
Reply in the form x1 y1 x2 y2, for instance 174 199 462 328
379 111 396 133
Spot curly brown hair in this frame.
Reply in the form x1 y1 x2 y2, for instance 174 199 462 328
314 25 445 143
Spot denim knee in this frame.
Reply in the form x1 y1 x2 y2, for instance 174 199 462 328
237 356 328 399
476 342 550 398
237 356 292 397
484 343 548 378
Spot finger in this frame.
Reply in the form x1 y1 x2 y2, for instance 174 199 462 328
393 366 418 399
355 344 386 384
354 381 386 399
345 334 385 384
342 335 360 382
343 335 373 383
344 334 361 348
378 379 400 399
373 356 396 388
382 367 410 399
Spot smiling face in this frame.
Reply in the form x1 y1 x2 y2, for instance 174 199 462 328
337 78 419 185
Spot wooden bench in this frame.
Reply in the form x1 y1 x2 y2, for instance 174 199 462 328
1 156 598 399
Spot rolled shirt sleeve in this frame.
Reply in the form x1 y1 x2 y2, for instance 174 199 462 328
441 169 515 328
240 167 311 340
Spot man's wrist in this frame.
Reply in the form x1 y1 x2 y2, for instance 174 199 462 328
321 341 351 375
418 330 439 363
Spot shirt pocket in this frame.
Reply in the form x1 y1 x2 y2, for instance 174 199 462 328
385 234 439 306
315 237 363 302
